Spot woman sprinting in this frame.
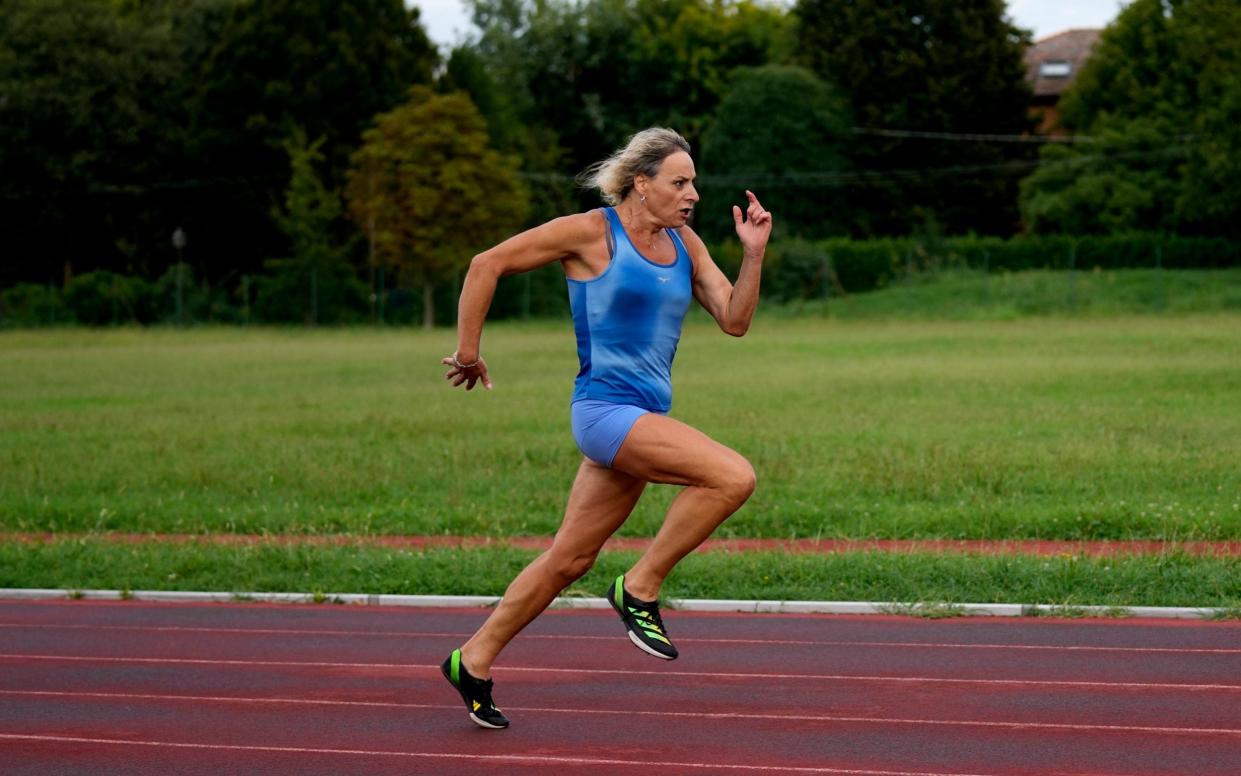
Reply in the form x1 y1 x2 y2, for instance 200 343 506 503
440 127 772 728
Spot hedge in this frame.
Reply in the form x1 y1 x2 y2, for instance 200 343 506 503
3 233 1238 326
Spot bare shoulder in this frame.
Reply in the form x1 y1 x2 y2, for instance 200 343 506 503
673 223 712 272
674 223 709 252
549 210 607 240
518 210 603 257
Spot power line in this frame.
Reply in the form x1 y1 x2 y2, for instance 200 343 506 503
704 147 1187 186
851 127 1096 143
850 126 1197 145
518 145 1191 188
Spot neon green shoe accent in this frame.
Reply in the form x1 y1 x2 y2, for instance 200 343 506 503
644 632 672 645
614 575 626 609
450 649 461 686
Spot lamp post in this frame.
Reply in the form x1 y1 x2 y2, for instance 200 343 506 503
172 227 187 325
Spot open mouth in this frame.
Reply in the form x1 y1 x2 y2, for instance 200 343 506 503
679 208 693 220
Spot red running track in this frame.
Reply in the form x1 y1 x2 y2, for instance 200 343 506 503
1 599 1240 775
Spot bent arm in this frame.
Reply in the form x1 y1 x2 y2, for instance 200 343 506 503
684 192 772 337
683 229 766 338
454 213 601 362
690 242 764 337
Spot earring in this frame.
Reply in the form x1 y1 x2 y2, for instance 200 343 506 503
640 195 646 203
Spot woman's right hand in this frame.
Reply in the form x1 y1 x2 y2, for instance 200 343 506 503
441 353 492 391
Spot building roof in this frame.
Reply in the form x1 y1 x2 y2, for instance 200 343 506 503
1024 28 1102 98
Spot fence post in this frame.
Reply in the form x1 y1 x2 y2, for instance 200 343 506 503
378 264 385 325
1155 242 1166 311
981 249 991 306
904 244 915 311
175 263 184 326
1066 241 1077 312
310 268 319 326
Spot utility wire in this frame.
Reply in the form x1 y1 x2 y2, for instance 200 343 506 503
851 126 1197 144
0 145 1191 198
519 145 1190 187
851 127 1095 143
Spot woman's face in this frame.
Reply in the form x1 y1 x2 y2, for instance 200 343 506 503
636 151 699 227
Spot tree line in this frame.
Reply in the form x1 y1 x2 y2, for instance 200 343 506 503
1 0 1238 326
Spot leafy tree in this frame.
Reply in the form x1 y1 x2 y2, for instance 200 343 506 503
1021 0 1241 236
345 87 529 328
0 0 185 286
699 65 851 240
436 42 571 225
184 0 438 281
1019 118 1183 234
0 0 439 295
194 0 436 179
256 129 365 324
794 0 1034 237
460 0 790 208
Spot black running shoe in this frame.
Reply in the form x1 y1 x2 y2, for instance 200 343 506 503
441 649 509 729
606 574 678 660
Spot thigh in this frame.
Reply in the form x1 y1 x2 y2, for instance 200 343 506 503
552 457 648 556
610 412 750 487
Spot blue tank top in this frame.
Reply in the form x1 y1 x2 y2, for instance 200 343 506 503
567 207 694 411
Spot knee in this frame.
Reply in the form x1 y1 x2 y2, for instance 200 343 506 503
544 549 597 586
714 454 756 508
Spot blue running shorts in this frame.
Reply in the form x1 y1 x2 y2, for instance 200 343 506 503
570 399 663 468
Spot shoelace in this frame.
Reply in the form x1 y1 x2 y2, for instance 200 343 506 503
630 602 667 634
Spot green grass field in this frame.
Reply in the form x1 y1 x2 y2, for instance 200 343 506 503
2 269 1240 608
3 315 1238 541
3 539 1239 613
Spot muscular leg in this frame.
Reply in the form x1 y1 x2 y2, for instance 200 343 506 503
458 457 646 678
610 414 756 601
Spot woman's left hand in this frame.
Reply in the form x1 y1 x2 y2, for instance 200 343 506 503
733 190 772 251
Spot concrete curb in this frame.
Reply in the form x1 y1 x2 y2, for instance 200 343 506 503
0 588 1227 620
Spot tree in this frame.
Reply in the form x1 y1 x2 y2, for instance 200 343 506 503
1020 0 1241 236
194 0 436 179
1018 118 1183 235
795 0 1034 237
459 0 791 216
0 0 185 286
185 0 438 280
345 88 529 328
699 65 851 240
257 129 365 324
0 0 441 293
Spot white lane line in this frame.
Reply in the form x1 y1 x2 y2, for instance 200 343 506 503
1 653 1239 692
3 623 1239 655
5 690 1240 737
0 732 1003 775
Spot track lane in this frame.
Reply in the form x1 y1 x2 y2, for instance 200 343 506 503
1 600 1239 775
3 685 1240 775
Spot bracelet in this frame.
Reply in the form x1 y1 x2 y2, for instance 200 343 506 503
452 352 480 370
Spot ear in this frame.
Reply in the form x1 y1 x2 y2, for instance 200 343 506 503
632 173 649 198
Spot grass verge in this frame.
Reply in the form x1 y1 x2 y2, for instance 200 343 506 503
3 313 1240 541
2 538 1238 612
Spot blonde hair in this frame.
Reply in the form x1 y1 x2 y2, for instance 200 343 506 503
579 127 691 206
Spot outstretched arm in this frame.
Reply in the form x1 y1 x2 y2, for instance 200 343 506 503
686 190 773 337
443 213 603 390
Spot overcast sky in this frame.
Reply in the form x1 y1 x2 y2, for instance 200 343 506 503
411 0 1128 48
